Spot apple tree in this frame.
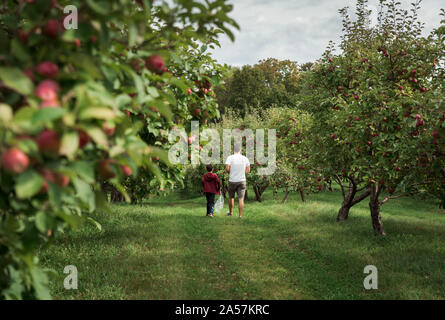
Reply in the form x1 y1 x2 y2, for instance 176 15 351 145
302 0 444 234
0 0 238 299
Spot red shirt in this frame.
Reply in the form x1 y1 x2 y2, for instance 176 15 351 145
202 172 221 195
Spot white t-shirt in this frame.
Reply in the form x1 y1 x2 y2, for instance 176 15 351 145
225 153 250 182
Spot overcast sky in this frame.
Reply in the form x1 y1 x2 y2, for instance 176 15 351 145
211 0 444 67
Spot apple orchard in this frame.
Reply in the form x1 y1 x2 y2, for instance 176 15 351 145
0 0 444 300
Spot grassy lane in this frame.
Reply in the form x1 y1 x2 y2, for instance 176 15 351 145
40 190 445 299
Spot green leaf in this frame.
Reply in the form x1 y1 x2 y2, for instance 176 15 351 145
11 39 31 63
143 99 172 122
147 86 159 98
17 138 38 155
15 170 43 199
48 182 62 207
73 178 95 212
0 67 34 95
169 78 188 92
79 107 115 120
86 216 102 231
86 0 111 15
32 107 66 124
60 131 79 159
116 94 132 109
0 103 13 124
72 161 95 183
35 211 55 233
128 22 137 46
71 53 103 79
85 126 109 148
31 267 51 300
13 107 43 134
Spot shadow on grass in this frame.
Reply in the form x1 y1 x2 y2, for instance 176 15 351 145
42 196 445 299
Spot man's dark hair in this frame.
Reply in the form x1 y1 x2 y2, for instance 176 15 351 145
234 144 241 153
206 164 213 172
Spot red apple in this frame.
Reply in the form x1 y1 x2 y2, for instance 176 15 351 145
37 129 60 155
193 108 201 117
43 19 64 39
40 100 61 108
77 129 90 148
35 80 60 101
145 55 165 74
18 29 29 44
121 165 132 177
35 61 59 78
1 148 29 174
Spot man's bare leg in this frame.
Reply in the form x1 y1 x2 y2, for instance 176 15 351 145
238 198 244 218
228 197 234 215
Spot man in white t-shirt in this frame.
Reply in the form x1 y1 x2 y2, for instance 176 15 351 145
225 145 250 218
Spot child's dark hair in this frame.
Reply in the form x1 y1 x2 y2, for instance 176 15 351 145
206 164 213 172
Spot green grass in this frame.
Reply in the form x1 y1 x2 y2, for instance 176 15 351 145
39 189 445 299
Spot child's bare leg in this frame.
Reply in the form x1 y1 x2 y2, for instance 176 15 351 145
228 198 234 215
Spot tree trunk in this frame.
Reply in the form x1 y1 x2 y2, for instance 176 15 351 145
282 189 289 204
299 188 306 202
337 203 351 221
334 176 371 222
369 185 385 235
253 185 262 202
110 187 124 203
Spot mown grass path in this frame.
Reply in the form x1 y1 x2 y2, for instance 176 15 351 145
40 190 445 299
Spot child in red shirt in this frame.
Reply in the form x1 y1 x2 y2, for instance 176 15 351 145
201 164 221 218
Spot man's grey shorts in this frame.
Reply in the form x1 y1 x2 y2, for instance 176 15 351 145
228 181 247 199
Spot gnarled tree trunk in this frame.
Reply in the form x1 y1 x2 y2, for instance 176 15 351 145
253 183 268 202
299 188 306 202
282 188 289 204
335 175 371 221
369 185 385 235
337 204 351 221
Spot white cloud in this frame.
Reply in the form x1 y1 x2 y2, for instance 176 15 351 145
211 0 444 66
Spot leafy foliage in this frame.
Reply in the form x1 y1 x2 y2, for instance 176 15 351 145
0 0 238 299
